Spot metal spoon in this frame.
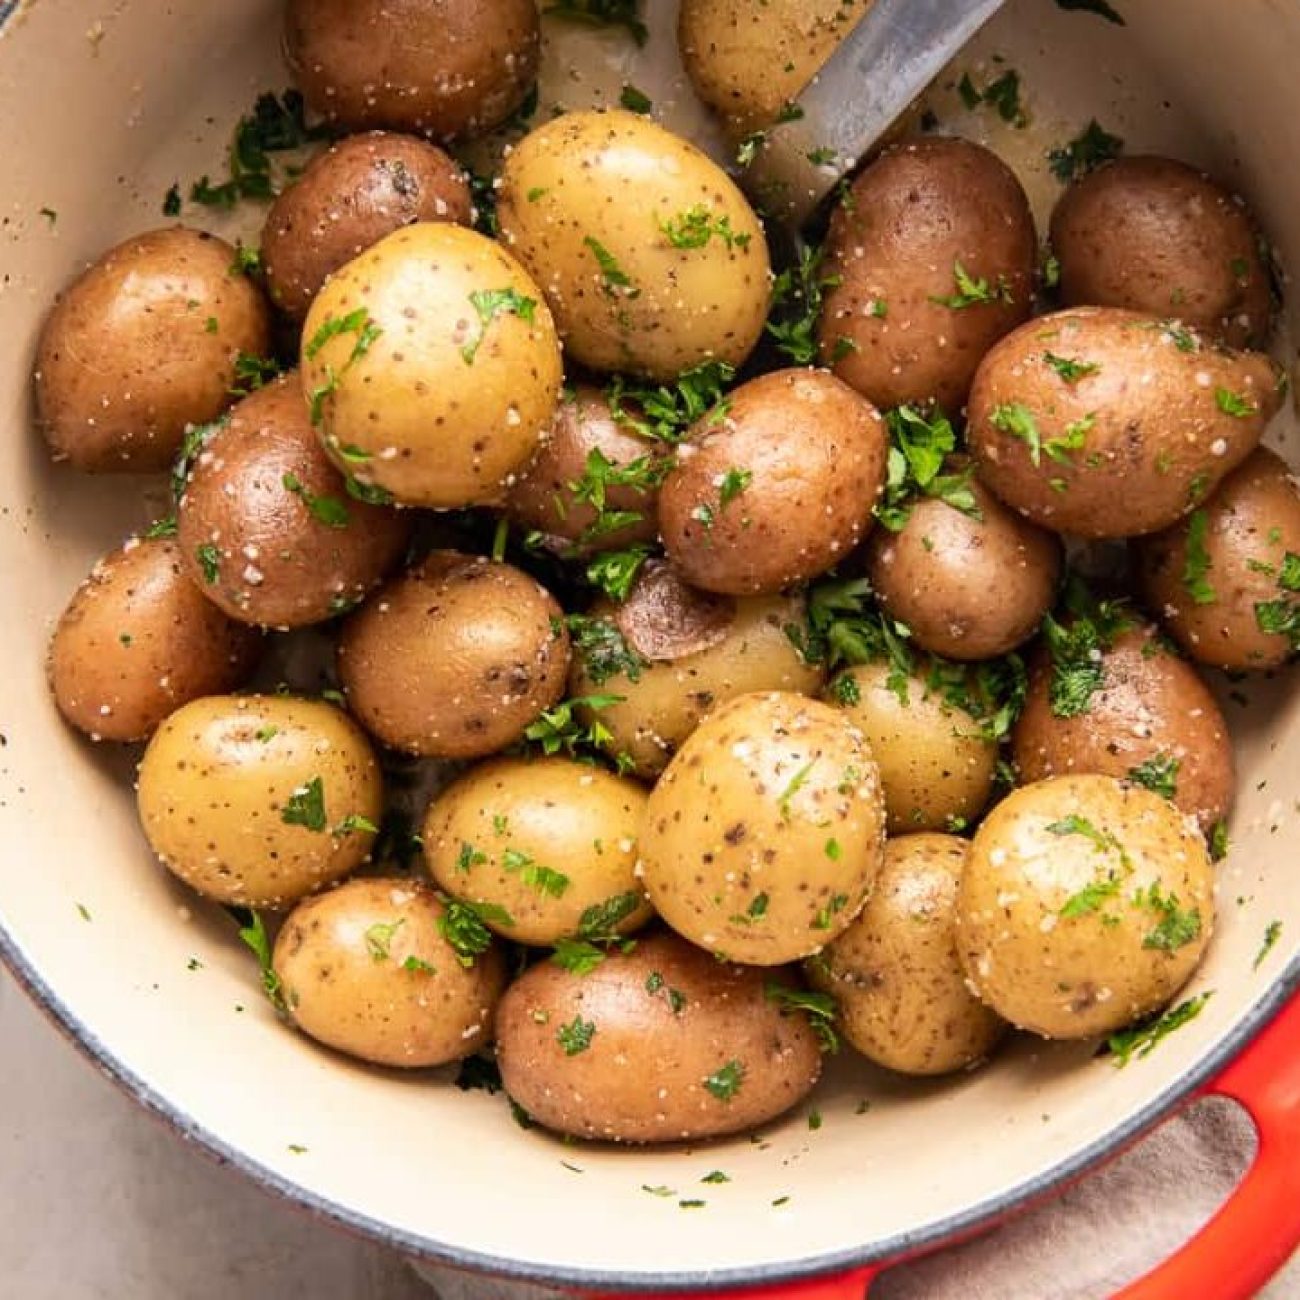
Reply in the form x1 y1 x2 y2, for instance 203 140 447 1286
745 0 1011 230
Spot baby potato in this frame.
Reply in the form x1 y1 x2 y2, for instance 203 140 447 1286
495 930 822 1143
273 878 507 1068
808 834 1006 1075
1051 157 1273 350
865 472 1062 660
956 774 1215 1040
568 564 824 778
47 536 262 743
497 109 770 381
262 131 473 320
1012 624 1234 834
826 661 998 835
1137 447 1300 670
422 756 653 947
137 695 383 908
640 692 886 965
659 369 887 595
968 307 1282 538
177 375 411 628
35 228 271 472
818 138 1036 413
302 222 562 509
337 552 569 759
504 385 670 553
284 0 540 139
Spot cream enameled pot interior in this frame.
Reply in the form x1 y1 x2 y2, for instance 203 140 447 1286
1 0 1299 1285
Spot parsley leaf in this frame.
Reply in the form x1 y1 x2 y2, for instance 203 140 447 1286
502 847 571 898
765 243 838 365
874 405 981 531
543 0 647 45
606 359 734 444
437 898 513 967
194 542 221 584
523 693 626 765
235 910 288 1015
659 205 751 252
930 260 1014 309
585 236 640 297
282 472 350 529
1047 119 1124 182
1215 387 1257 418
764 983 839 1053
281 777 327 831
364 919 405 962
566 614 646 684
1254 921 1283 970
959 70 1028 127
990 402 1043 464
1106 992 1212 1067
461 287 538 365
586 545 653 601
1127 753 1180 800
556 1015 597 1055
619 84 652 114
1182 509 1217 605
703 1059 745 1101
1135 884 1202 952
1043 352 1101 384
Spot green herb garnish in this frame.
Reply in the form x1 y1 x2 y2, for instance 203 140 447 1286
1106 992 1212 1066
1047 119 1124 181
703 1059 745 1101
461 287 538 364
557 1016 597 1056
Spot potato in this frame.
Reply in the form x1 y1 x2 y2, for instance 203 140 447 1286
968 307 1282 538
34 228 271 472
337 552 570 758
176 376 411 628
956 774 1215 1040
301 222 562 509
504 385 670 553
273 878 507 1068
263 132 473 320
1136 447 1300 670
1012 624 1234 834
864 472 1062 660
808 834 1006 1075
47 536 261 743
817 138 1036 413
496 109 770 381
137 695 383 908
640 692 885 964
568 565 824 778
421 756 653 946
284 0 540 140
1051 157 1274 350
659 369 886 595
495 930 822 1142
825 661 998 835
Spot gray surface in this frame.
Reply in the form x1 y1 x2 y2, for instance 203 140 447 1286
2 967 1296 1299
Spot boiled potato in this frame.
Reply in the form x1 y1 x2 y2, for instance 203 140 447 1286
137 695 383 908
176 375 411 628
957 774 1215 1040
864 472 1062 660
968 307 1282 538
496 109 770 380
47 536 261 743
262 131 473 320
808 834 1006 1075
1012 624 1235 834
640 692 886 964
659 369 887 595
568 564 824 778
273 878 507 1068
337 552 570 758
422 756 653 946
1137 447 1300 670
301 222 562 509
1051 156 1274 350
825 661 998 835
284 0 540 140
34 228 271 472
818 138 1036 413
495 930 822 1143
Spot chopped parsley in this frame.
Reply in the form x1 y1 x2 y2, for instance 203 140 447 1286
1135 885 1202 952
1253 551 1300 648
958 70 1028 127
764 983 839 1053
194 542 221 584
305 308 383 426
143 515 178 540
1215 387 1257 418
550 890 644 974
718 467 752 508
1254 921 1283 970
162 183 182 216
831 674 860 706
1041 586 1132 718
230 351 282 396
812 894 849 930
403 955 436 975
236 910 288 1015
1059 873 1123 918
282 472 350 529
701 1170 730 1184
568 446 669 545
1127 753 1180 800
875 404 981 530
659 205 751 252
461 287 538 364
930 259 1013 309
587 546 653 602
543 0 647 45
1182 510 1217 604
606 359 734 443
585 236 640 298
990 402 1044 464
566 613 646 685
364 919 405 962
1047 119 1124 182
776 760 817 820
619 84 653 114
766 243 838 365
1209 820 1230 862
502 847 570 898
556 1016 597 1056
522 693 626 767
1043 352 1101 383
1106 992 1212 1066
703 1059 745 1101
281 777 328 831
437 898 514 966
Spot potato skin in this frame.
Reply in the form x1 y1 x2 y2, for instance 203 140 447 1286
137 695 383 908
826 662 998 835
957 775 1214 1040
263 132 472 319
422 756 653 946
659 369 887 595
818 138 1036 413
337 552 570 758
302 222 562 509
809 834 1006 1076
35 228 271 472
47 537 261 742
497 110 770 381
968 307 1282 538
1051 156 1273 350
274 878 507 1068
640 692 886 965
284 0 540 140
1137 448 1300 670
177 376 411 628
495 930 821 1143
1012 626 1234 835
865 474 1062 660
